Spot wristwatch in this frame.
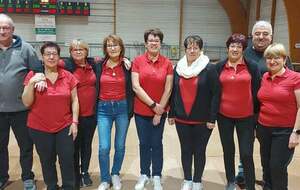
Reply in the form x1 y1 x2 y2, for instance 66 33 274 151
293 129 300 135
150 102 156 109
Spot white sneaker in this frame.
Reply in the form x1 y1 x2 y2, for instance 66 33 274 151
181 180 193 190
135 174 149 190
192 182 204 190
112 175 122 190
98 182 111 190
152 176 163 190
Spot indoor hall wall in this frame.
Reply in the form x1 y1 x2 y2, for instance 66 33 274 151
9 1 114 49
56 1 113 44
116 0 180 45
247 0 289 53
272 0 289 53
182 0 231 59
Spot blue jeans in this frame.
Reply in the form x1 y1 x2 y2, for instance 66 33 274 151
97 99 129 182
134 113 166 177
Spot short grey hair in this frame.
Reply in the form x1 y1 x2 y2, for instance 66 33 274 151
0 14 14 27
252 20 272 36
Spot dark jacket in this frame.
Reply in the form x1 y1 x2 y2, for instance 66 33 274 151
169 63 221 123
215 58 261 114
244 46 294 75
94 58 134 119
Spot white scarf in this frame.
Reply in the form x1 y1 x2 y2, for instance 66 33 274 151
176 52 210 78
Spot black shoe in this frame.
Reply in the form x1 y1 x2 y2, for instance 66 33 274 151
80 173 93 187
0 179 9 190
235 172 246 186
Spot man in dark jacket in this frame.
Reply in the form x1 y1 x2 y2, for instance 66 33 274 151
0 14 44 190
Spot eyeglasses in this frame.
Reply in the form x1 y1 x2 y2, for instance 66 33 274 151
186 47 200 51
107 44 119 49
0 26 12 31
147 39 160 43
266 56 283 61
72 48 85 53
43 52 58 57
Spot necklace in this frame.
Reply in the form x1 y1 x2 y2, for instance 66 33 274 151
108 59 118 77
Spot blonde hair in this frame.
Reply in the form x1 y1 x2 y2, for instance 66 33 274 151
69 39 89 56
264 43 287 58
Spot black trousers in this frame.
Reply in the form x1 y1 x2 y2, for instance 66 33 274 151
0 111 34 181
175 123 212 182
29 127 75 190
74 115 96 188
217 114 255 190
256 124 294 190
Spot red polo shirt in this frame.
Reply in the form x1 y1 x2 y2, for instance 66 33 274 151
99 61 126 101
73 65 96 116
258 69 300 128
219 61 253 118
132 52 173 116
179 77 198 115
24 69 78 133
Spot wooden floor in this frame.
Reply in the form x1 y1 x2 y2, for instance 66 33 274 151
5 120 300 190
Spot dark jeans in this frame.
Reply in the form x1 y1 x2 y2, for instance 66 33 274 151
217 114 255 190
74 115 96 187
256 124 294 190
0 111 34 182
175 123 212 182
29 127 75 190
134 113 166 177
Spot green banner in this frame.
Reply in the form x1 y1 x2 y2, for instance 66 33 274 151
35 28 56 35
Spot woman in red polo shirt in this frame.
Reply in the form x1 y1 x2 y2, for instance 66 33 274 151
61 39 97 188
215 34 260 190
257 43 300 190
132 28 173 190
96 34 133 190
22 42 79 190
168 35 220 190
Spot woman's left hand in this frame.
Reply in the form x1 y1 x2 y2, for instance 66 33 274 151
288 132 299 149
153 114 162 126
69 123 78 141
206 122 216 129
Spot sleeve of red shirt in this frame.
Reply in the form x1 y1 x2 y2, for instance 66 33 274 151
69 73 79 90
166 60 174 75
131 58 139 73
23 71 35 86
58 59 65 68
294 73 300 90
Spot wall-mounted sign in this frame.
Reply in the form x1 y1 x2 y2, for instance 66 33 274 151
35 14 56 41
295 43 300 49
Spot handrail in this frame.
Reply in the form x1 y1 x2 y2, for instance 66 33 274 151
28 41 227 62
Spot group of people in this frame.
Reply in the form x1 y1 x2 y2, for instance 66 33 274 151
1 12 300 190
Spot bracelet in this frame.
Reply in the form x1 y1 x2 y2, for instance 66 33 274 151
150 102 156 109
72 120 79 125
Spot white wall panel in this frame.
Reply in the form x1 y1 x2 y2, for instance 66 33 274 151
248 0 257 33
183 0 231 47
273 0 289 53
260 0 272 21
116 0 180 45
